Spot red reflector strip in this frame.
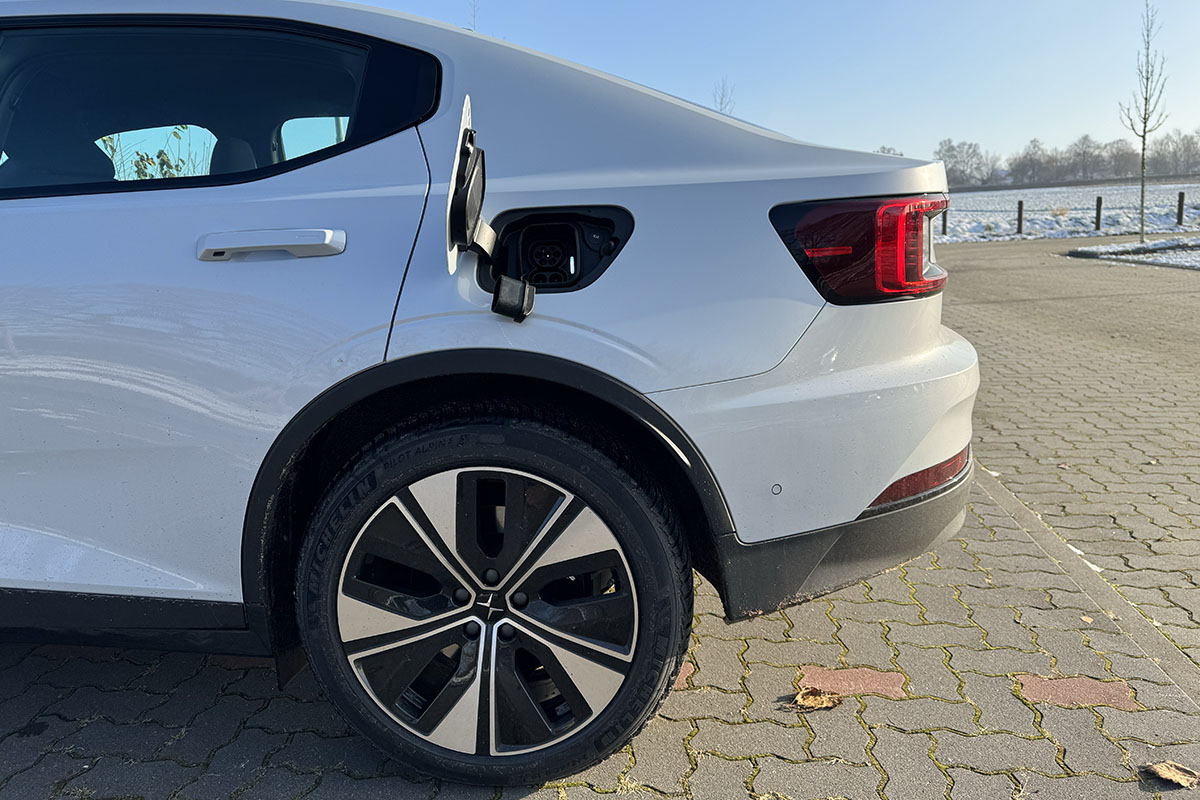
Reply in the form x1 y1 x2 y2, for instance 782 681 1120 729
870 446 969 508
804 246 853 258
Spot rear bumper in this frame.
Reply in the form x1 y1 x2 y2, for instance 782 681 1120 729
714 459 973 620
649 302 979 546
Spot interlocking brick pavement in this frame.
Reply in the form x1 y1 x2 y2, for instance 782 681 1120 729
941 235 1200 672
2 235 1199 798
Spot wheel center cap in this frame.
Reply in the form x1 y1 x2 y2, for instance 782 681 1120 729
474 591 505 621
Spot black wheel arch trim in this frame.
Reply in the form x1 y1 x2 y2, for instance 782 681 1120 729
241 349 736 661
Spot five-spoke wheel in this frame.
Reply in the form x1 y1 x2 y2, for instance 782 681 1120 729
338 468 637 755
297 408 690 785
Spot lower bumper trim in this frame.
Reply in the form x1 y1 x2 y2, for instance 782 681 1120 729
713 461 974 620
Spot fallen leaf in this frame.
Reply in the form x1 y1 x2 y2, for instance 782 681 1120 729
1145 458 1161 465
784 687 842 711
1057 463 1071 470
1081 615 1094 624
1141 761 1200 789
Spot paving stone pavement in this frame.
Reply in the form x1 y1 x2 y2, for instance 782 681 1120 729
2 235 1199 799
942 234 1200 674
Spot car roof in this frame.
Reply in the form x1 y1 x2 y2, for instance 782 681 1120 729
0 0 483 40
0 0 943 192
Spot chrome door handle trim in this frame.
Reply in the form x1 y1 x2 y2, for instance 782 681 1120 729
197 229 347 261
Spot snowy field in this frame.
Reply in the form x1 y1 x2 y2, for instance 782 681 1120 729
937 182 1200 243
1067 237 1200 270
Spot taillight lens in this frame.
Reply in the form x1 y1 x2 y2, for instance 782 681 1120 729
770 195 948 303
869 446 969 509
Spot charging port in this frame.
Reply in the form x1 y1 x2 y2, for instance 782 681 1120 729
478 206 634 294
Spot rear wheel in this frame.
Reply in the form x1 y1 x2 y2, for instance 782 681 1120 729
296 406 691 785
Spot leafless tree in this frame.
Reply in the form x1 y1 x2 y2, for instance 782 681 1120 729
934 139 995 186
1104 138 1139 178
1120 0 1168 242
979 151 1003 185
468 0 480 31
1006 138 1046 185
1067 135 1101 181
712 76 735 115
1156 128 1200 174
874 146 904 156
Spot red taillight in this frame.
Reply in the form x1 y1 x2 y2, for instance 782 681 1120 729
875 197 945 294
869 446 969 508
770 195 948 303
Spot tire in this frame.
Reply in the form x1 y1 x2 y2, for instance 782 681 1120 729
296 402 692 785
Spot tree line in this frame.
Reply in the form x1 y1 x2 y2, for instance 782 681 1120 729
920 128 1200 188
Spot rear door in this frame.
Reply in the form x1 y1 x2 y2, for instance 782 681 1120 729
0 17 438 603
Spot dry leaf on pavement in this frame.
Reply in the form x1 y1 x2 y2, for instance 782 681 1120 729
1141 761 1200 789
784 687 842 711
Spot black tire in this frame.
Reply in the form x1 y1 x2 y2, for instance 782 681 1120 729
296 402 692 785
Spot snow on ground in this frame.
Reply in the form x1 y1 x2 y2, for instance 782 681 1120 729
1067 236 1200 270
1069 237 1198 255
937 182 1200 243
1122 249 1200 269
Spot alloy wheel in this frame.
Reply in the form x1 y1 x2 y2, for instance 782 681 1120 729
335 467 638 756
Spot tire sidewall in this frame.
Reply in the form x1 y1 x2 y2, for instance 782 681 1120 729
297 417 686 784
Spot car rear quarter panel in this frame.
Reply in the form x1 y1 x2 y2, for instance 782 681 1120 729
650 298 979 542
383 24 949 392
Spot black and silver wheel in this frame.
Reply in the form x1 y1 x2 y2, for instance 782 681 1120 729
297 407 691 785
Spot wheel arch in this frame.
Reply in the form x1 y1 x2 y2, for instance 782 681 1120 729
241 349 735 671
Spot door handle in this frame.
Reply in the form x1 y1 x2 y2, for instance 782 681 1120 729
197 229 347 261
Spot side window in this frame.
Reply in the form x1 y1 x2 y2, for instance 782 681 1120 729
281 117 350 160
97 124 218 181
0 21 440 198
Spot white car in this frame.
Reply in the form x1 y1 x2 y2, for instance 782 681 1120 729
0 0 979 785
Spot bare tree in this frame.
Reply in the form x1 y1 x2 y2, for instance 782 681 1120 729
1159 128 1200 174
468 0 480 31
1067 135 1101 181
980 151 1003 185
1104 138 1139 178
712 76 735 115
934 139 992 186
874 146 904 156
1006 138 1046 185
1120 0 1168 242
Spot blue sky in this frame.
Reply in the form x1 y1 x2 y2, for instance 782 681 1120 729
380 0 1200 161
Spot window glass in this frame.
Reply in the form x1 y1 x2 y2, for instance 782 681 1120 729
0 22 439 197
0 26 367 193
97 124 218 181
281 117 350 160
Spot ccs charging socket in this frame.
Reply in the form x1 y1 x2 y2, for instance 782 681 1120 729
477 206 634 294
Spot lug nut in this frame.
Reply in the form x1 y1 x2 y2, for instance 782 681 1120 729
463 621 481 639
483 568 500 586
511 592 528 609
498 623 515 641
453 588 470 605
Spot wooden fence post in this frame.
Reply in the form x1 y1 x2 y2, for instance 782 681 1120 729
1095 196 1102 231
1179 192 1186 226
1017 200 1024 234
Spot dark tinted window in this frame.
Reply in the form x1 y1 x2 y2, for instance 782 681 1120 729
0 21 439 197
